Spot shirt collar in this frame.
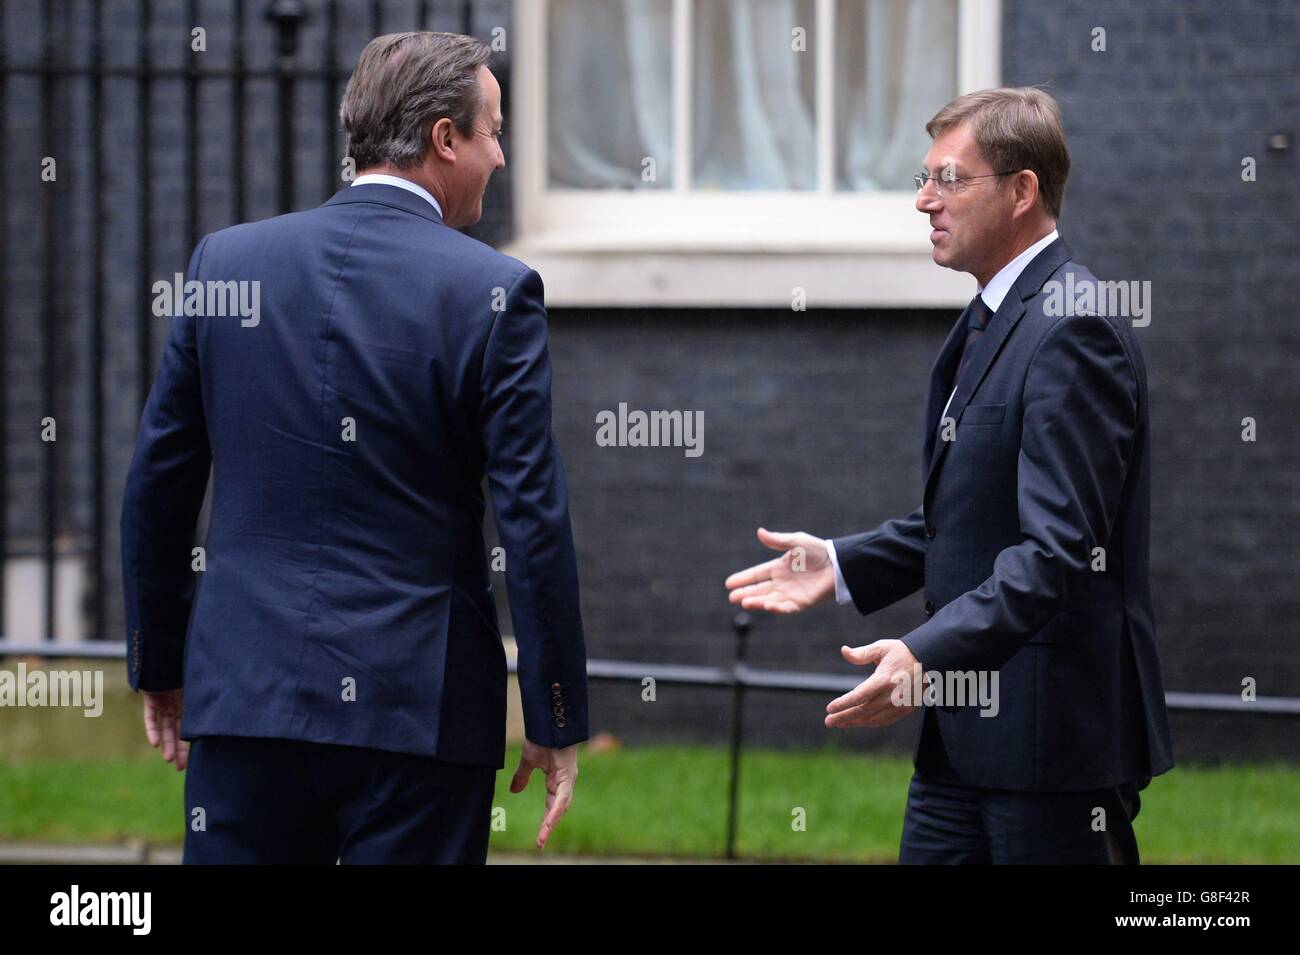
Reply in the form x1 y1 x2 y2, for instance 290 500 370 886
350 173 443 219
977 228 1059 313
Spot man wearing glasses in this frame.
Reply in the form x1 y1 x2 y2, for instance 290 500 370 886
726 87 1174 864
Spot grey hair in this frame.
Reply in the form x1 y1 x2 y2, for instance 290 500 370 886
340 31 492 170
926 87 1071 219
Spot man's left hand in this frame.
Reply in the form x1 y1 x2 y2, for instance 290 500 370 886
826 640 922 729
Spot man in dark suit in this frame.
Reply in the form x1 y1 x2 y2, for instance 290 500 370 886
121 32 589 863
726 88 1173 863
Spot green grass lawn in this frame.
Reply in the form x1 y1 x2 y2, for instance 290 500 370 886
2 744 1296 862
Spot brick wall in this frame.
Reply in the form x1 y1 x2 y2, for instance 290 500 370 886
2 0 1295 761
533 0 1300 760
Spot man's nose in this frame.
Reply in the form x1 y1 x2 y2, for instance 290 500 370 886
915 184 942 214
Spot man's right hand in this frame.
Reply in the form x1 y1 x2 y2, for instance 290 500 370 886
724 527 836 613
509 738 579 850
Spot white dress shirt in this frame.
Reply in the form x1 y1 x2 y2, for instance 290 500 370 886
825 229 1060 605
350 173 443 219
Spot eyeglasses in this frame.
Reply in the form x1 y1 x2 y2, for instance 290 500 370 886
914 170 1016 197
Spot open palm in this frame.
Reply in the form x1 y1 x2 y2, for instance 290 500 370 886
724 527 835 613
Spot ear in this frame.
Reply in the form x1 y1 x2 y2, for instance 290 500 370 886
429 117 456 164
1011 169 1040 219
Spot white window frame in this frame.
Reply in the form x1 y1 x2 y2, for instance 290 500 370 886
504 0 1001 306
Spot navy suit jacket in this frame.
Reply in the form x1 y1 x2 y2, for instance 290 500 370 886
121 182 589 767
833 237 1174 791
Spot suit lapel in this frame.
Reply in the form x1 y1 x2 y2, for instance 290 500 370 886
922 305 973 476
922 238 1074 501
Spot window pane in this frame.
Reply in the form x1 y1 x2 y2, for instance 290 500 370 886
692 0 817 191
835 0 958 191
547 0 674 189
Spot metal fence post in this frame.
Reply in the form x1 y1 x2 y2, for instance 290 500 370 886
725 610 752 860
266 0 307 214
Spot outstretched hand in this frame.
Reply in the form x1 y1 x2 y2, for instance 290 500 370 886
724 527 836 613
825 640 921 729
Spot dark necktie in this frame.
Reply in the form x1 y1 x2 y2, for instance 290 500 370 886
953 294 995 388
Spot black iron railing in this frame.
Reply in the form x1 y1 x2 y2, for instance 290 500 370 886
4 612 1299 860
0 0 481 646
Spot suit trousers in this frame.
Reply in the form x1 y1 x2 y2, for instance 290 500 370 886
898 709 1142 864
182 735 497 864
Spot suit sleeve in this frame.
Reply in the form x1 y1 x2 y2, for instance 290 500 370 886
900 313 1138 674
830 505 928 616
120 235 213 691
479 267 589 749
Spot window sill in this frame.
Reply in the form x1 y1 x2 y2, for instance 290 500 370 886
500 242 974 308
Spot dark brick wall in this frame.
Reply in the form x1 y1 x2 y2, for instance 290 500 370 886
532 0 1300 761
535 307 954 757
998 0 1299 759
3 0 1296 762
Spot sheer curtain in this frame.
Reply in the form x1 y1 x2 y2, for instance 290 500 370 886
546 0 958 192
837 0 958 191
692 0 817 191
547 0 674 189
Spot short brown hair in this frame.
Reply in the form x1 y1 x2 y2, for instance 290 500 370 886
340 32 492 170
926 87 1071 219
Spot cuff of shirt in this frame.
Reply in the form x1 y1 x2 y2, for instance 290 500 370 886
825 539 852 605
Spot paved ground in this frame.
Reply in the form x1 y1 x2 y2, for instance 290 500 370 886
0 842 732 865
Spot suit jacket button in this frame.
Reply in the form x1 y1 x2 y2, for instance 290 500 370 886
551 682 561 692
924 599 935 616
556 717 567 728
924 526 935 540
553 704 565 716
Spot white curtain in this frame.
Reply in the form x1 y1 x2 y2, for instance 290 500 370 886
837 0 958 191
548 0 674 189
692 0 817 190
547 0 957 192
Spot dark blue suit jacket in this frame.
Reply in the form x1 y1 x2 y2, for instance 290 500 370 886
121 182 589 767
833 237 1174 791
